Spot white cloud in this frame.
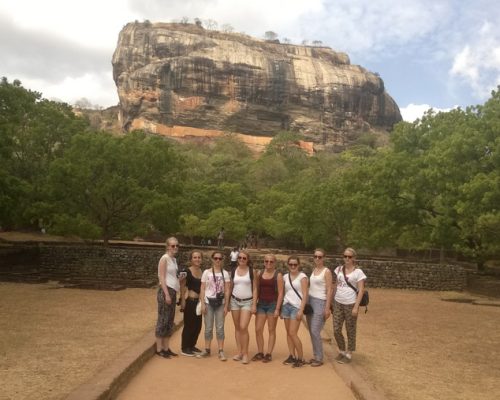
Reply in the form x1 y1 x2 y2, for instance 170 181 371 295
450 21 500 100
0 0 139 50
19 72 118 107
400 104 456 122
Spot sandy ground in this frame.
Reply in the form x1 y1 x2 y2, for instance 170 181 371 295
325 289 500 400
1 283 499 400
117 313 356 400
0 282 157 400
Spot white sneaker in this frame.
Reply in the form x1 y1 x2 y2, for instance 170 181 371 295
218 350 227 361
196 350 210 358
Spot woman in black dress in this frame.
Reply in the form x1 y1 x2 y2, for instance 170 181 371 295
180 251 204 356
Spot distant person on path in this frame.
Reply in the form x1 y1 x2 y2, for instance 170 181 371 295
306 248 333 367
281 255 308 368
228 250 257 364
251 253 284 363
217 227 225 249
179 251 203 357
229 247 239 270
332 247 367 364
197 251 231 361
155 237 182 358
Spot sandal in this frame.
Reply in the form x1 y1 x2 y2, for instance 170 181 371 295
251 352 264 361
233 354 243 361
262 353 272 363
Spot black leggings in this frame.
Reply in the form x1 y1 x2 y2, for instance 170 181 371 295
181 298 202 350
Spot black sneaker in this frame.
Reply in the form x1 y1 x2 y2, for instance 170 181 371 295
283 355 296 365
181 348 195 357
166 348 178 357
155 350 170 359
292 359 306 368
192 346 203 354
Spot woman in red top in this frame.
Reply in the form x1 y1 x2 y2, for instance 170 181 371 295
251 254 284 362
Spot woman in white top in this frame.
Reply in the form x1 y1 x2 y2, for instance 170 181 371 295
333 247 367 364
197 251 231 360
228 250 257 364
306 248 333 367
155 237 181 358
280 256 308 368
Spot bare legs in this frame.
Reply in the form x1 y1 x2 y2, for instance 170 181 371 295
231 309 252 363
255 313 278 355
284 318 303 360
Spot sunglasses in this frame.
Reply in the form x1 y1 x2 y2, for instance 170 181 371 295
213 256 223 260
343 255 353 259
264 260 275 263
288 263 298 266
238 256 247 260
314 255 323 259
170 244 179 248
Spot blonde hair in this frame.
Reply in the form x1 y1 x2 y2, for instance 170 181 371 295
344 247 357 258
314 248 326 256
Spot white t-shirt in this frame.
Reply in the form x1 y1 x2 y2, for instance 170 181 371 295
283 272 307 308
230 250 239 262
309 267 327 300
232 268 253 299
158 254 179 292
334 266 367 305
201 268 230 304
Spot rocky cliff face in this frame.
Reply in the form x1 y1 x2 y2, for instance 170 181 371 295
112 22 401 149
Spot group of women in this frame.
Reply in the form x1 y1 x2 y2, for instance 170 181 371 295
155 237 367 368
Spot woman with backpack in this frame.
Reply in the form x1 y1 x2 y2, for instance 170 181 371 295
306 248 333 367
227 250 257 364
197 251 231 361
281 255 308 368
251 254 284 363
332 247 367 364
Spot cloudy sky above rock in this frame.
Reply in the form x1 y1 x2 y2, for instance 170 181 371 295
1 0 499 121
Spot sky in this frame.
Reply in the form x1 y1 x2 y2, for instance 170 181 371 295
1 0 500 122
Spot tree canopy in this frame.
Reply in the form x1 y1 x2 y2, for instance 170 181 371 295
1 77 499 263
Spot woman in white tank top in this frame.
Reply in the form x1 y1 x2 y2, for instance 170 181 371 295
306 248 333 367
227 250 257 364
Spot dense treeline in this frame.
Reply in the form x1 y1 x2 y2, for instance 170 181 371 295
1 78 499 264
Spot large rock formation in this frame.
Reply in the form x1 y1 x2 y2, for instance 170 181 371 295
112 22 401 150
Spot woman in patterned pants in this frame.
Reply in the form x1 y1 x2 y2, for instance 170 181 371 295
332 247 367 364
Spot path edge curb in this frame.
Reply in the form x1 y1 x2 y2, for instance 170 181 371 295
65 319 183 400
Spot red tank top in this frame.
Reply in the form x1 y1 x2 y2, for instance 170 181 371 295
259 273 277 302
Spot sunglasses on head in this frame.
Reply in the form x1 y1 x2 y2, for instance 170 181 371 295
238 256 247 260
343 255 353 259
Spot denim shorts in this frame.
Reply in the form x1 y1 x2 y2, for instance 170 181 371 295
281 302 299 319
230 296 253 311
257 300 277 315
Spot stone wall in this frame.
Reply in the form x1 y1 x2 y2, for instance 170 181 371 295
2 243 467 290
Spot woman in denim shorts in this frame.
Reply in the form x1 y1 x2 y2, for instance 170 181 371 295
281 256 308 368
251 254 284 363
227 250 257 364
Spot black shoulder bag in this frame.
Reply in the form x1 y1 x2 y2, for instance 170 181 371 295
288 274 313 315
207 268 224 307
342 266 369 313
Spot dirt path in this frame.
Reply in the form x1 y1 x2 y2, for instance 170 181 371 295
117 315 356 400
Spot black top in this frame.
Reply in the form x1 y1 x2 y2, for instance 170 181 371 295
186 268 201 294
